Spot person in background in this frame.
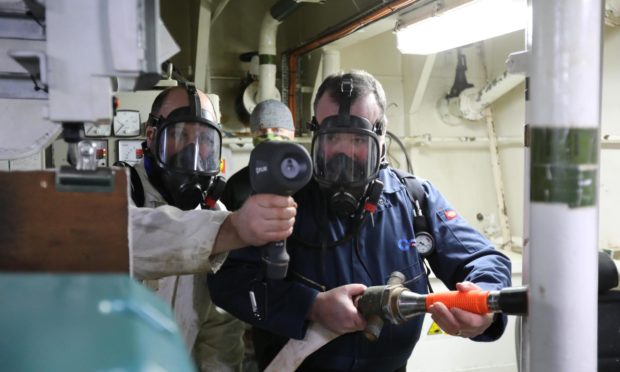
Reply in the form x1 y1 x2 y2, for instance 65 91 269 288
220 99 296 211
208 70 512 371
129 84 297 371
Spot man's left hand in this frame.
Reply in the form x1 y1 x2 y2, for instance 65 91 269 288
427 282 494 338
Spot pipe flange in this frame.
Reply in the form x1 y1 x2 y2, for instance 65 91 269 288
242 81 281 114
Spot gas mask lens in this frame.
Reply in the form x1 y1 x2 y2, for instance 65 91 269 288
313 131 379 186
156 121 221 175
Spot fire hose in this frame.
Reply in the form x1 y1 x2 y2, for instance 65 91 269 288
265 271 527 371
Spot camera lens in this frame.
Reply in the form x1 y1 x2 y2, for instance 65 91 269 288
280 157 300 179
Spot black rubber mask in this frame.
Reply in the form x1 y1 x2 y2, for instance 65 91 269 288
160 169 212 210
310 94 382 217
159 145 213 210
318 153 366 217
149 84 223 210
313 129 379 217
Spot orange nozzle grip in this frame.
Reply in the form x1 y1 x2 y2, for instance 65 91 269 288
426 290 490 314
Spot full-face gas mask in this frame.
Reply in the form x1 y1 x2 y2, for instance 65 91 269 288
149 84 224 210
310 76 384 218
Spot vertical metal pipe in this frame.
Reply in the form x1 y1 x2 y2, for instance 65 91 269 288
285 0 423 123
258 0 303 103
483 108 513 251
257 13 280 103
518 3 533 371
475 48 514 253
526 1 602 372
309 49 340 117
321 49 341 78
194 0 212 92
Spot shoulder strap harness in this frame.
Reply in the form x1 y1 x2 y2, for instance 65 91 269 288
391 168 436 292
114 161 146 207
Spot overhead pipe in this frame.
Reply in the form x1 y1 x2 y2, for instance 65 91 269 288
438 71 525 124
392 134 620 149
460 72 525 120
284 0 425 125
401 135 523 148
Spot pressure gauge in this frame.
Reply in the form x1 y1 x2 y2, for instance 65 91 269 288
84 122 112 137
415 232 435 257
113 110 141 137
117 139 144 165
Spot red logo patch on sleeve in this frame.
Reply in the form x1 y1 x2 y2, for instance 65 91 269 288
444 210 458 220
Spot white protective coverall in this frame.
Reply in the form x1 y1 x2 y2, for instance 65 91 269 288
130 160 246 372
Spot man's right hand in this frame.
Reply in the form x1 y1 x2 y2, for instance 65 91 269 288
230 194 297 247
307 284 367 335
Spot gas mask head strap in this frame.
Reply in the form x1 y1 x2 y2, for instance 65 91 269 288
335 74 384 136
338 74 354 124
148 83 208 128
185 83 201 118
148 83 205 129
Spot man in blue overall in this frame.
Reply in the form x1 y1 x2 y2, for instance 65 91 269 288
209 70 512 371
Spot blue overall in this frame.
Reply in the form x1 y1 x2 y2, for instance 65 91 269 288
209 167 512 371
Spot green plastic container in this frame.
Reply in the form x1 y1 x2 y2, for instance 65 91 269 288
0 273 195 372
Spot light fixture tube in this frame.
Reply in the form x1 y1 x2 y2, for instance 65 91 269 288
396 0 527 55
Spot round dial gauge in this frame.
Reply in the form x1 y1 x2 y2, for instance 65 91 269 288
117 140 144 165
84 122 112 137
113 110 141 137
415 232 435 257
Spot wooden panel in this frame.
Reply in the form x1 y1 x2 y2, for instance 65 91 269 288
0 169 129 272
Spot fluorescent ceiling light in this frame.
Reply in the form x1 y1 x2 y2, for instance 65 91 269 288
396 0 527 55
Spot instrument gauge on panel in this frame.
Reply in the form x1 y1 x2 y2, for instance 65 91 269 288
113 110 141 137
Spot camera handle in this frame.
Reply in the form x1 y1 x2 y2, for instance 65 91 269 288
249 141 313 279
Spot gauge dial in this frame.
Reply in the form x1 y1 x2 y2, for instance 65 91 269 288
113 110 141 137
415 232 435 257
84 122 112 137
117 139 144 165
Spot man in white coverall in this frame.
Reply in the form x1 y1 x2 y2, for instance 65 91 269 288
128 84 297 371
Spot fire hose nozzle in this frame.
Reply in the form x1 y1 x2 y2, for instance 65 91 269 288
357 271 528 341
357 272 426 340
